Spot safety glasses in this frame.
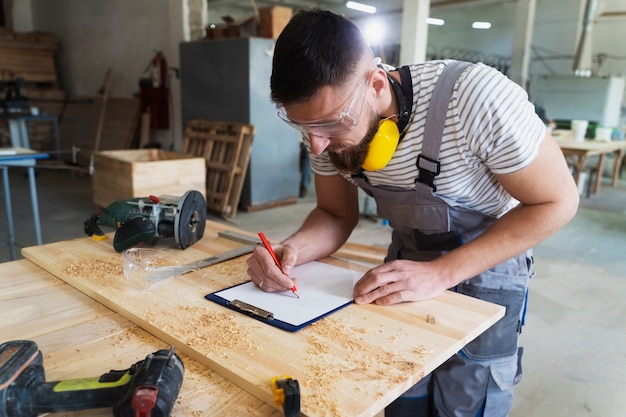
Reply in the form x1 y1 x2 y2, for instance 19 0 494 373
277 75 368 137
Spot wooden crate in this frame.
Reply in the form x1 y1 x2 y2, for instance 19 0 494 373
182 120 255 219
259 6 292 39
91 149 206 209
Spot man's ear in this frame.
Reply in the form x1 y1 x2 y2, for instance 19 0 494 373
370 67 389 99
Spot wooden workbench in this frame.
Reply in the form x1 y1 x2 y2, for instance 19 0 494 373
554 130 626 194
0 259 282 416
11 221 504 417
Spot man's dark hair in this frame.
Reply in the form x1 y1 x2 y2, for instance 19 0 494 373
270 8 371 106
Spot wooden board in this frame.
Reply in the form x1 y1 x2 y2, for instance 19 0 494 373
58 97 141 166
22 221 504 417
0 46 57 82
0 259 282 417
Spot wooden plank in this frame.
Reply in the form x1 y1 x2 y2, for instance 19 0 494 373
334 241 388 265
59 97 141 166
0 259 283 417
0 28 59 51
139 112 151 148
93 68 112 152
0 46 57 82
21 220 504 417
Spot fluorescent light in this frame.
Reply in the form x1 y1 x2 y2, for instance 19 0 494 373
472 21 491 29
427 17 445 26
346 1 377 14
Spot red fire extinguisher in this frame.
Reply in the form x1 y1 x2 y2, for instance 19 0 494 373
139 51 169 129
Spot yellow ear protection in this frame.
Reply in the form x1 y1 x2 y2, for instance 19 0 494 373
361 118 400 171
361 70 411 171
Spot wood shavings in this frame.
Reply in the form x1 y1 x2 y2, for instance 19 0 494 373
63 258 123 279
308 335 330 355
300 315 436 416
413 345 434 358
179 306 254 355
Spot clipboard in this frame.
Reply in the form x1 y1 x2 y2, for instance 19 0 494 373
206 261 363 332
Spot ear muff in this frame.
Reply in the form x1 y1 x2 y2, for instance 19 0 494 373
361 119 400 171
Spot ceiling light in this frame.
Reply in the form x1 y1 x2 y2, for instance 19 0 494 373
362 19 386 44
427 18 445 26
472 21 491 29
346 1 377 14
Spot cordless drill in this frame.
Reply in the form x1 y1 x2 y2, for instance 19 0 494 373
0 340 184 417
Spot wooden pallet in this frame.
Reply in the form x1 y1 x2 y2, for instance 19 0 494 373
182 120 255 219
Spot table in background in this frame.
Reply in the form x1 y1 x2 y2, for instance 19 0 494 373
0 147 49 259
554 130 626 195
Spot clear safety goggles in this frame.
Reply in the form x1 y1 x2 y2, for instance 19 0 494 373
277 76 368 137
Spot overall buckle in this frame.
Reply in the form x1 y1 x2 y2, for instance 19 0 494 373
416 154 441 191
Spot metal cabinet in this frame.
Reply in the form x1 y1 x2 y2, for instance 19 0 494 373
180 38 300 209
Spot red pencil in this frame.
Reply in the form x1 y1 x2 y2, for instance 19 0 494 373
258 232 300 298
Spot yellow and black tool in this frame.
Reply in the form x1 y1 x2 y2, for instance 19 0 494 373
0 340 184 417
271 375 300 417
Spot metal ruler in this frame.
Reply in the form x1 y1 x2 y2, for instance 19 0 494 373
144 230 260 283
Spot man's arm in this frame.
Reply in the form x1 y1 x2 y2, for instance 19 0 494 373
246 173 360 292
353 133 580 305
282 173 360 267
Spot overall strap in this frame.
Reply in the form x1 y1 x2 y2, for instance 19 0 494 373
417 61 472 191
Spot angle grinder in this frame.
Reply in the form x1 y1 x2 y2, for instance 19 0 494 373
84 189 207 252
0 340 184 417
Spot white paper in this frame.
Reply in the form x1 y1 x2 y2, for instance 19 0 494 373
213 261 363 327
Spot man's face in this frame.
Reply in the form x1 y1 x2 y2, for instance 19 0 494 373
328 109 380 173
278 66 380 173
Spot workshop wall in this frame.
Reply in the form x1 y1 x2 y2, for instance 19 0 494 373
427 0 626 83
28 0 172 97
21 0 207 150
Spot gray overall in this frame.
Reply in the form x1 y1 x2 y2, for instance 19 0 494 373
352 62 532 417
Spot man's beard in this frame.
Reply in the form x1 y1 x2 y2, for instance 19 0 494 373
328 112 380 174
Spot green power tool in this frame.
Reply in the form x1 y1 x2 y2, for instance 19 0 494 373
84 190 207 252
0 340 184 417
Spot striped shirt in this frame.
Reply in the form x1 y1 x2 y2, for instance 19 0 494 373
306 60 546 218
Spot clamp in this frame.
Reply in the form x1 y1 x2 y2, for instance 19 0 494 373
271 375 301 417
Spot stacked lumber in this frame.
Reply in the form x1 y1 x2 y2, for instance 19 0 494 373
0 28 58 81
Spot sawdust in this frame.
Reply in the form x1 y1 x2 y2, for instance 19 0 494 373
63 257 123 279
301 316 434 416
177 306 255 355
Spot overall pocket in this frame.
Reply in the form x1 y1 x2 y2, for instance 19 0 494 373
457 270 528 360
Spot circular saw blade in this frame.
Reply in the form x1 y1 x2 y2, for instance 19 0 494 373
174 190 207 249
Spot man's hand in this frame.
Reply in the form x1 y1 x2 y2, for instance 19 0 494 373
246 243 299 293
353 260 449 305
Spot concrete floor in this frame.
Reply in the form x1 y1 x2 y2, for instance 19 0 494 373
1 164 625 417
